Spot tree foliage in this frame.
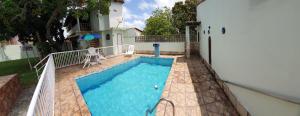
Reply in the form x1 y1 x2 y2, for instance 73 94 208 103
0 0 110 53
0 0 23 40
143 0 197 35
143 7 176 36
172 0 197 34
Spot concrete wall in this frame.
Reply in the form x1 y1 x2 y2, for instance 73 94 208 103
123 28 142 45
109 2 123 28
90 10 100 31
98 15 110 31
101 31 114 56
197 0 300 115
0 74 21 116
96 2 123 31
228 84 300 116
135 42 185 54
0 45 39 62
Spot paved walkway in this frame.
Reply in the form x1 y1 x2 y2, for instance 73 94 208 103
54 55 238 116
156 56 238 116
8 86 35 116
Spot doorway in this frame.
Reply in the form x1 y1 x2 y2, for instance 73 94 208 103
208 36 212 65
190 30 200 56
117 33 123 53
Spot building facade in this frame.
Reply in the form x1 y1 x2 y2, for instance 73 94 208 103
196 0 300 116
67 0 141 55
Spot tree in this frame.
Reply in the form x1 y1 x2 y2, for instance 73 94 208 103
0 0 110 54
172 0 197 34
0 0 22 40
143 7 176 35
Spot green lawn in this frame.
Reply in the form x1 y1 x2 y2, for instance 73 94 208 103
0 58 38 88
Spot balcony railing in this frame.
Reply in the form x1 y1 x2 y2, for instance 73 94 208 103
67 23 91 36
79 23 91 31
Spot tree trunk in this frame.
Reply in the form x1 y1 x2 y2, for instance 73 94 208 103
46 8 60 43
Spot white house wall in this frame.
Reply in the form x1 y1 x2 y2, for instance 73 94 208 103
197 0 300 115
96 2 123 31
101 31 114 56
98 15 110 31
109 2 123 28
123 29 142 45
123 32 135 45
90 10 100 31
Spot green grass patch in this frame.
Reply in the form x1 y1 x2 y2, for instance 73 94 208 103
0 58 38 88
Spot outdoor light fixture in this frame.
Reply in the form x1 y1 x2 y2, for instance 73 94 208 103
222 27 226 34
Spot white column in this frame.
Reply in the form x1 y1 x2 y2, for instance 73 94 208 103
185 26 190 58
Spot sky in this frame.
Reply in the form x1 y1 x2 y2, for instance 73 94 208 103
123 0 185 30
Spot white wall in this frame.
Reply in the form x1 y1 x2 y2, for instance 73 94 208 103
135 42 185 53
90 10 100 31
197 0 300 115
101 31 114 55
228 84 300 116
97 1 123 31
123 28 142 45
109 2 123 28
99 15 110 31
0 45 39 62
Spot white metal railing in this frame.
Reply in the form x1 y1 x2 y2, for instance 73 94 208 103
27 44 132 116
27 55 55 116
34 55 50 78
52 49 87 69
52 44 130 69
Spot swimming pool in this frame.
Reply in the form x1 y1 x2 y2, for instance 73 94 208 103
76 57 173 116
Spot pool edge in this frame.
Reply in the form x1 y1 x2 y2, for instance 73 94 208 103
71 55 176 116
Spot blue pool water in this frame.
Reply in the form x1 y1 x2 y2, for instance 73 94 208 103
76 57 173 116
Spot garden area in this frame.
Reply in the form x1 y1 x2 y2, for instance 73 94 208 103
0 58 38 88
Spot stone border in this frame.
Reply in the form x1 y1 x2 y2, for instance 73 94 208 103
199 56 251 116
71 78 91 116
74 57 140 80
0 74 22 116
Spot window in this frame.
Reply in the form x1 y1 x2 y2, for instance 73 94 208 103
106 34 110 40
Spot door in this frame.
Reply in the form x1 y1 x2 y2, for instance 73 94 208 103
208 36 212 65
117 33 123 53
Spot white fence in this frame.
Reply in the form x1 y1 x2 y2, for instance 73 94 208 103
27 55 55 116
135 42 185 54
52 45 128 69
134 35 186 54
27 45 131 116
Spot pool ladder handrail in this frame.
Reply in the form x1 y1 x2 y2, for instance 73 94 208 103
145 98 175 116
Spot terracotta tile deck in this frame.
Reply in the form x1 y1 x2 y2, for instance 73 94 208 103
54 55 238 116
